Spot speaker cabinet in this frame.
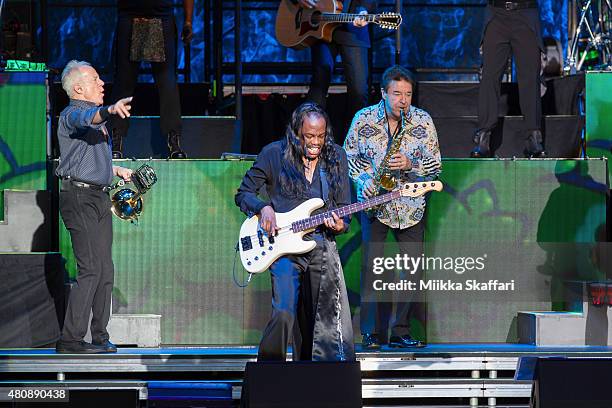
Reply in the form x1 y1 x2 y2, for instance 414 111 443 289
530 358 612 408
241 361 362 408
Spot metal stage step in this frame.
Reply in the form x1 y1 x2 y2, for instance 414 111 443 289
361 378 532 399
1 345 612 406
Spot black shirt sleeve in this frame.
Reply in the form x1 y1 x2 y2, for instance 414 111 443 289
235 146 273 217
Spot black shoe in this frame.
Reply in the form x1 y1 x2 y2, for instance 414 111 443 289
92 339 117 353
167 132 187 159
389 335 426 348
470 129 492 158
112 151 123 160
362 333 381 350
525 129 546 158
55 340 107 354
169 150 187 159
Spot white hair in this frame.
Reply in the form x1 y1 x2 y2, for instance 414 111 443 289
61 60 92 97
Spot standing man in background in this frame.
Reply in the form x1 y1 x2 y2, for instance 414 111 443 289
110 0 193 159
471 0 546 158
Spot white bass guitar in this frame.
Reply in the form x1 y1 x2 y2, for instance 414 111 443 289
238 181 443 273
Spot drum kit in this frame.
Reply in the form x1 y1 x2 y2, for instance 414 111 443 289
565 0 612 73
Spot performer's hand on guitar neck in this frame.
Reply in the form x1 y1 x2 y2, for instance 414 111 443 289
259 205 279 236
324 211 344 233
353 10 368 27
298 0 318 9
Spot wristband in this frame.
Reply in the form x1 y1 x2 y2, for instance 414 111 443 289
99 106 111 121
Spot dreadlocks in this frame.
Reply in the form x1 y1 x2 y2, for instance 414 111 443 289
279 102 342 199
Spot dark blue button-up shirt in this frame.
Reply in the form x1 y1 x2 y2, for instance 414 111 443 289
55 99 113 186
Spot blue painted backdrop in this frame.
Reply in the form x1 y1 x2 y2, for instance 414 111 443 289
47 0 568 83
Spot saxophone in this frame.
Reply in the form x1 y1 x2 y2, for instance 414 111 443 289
372 109 407 192
365 109 408 218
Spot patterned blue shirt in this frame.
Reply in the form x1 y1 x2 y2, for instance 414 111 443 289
344 101 442 229
55 99 113 186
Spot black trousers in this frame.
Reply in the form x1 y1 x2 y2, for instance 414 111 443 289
59 181 114 343
307 42 369 135
109 14 182 142
257 238 325 361
478 7 542 132
360 214 425 338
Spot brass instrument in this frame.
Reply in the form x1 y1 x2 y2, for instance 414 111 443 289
373 109 407 192
111 164 157 222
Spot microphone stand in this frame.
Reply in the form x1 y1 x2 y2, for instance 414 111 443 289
395 0 402 64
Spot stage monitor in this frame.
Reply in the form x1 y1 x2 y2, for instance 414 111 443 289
242 361 362 408
517 357 612 408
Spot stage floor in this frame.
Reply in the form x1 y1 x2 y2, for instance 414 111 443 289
1 344 611 407
3 343 612 369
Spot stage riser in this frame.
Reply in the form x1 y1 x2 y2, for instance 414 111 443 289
120 113 583 159
240 94 584 158
2 347 611 407
434 116 582 158
417 75 583 118
122 116 240 159
43 79 586 159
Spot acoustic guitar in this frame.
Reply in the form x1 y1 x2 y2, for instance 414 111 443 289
275 0 402 50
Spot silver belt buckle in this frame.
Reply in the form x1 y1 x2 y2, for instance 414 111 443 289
505 1 516 10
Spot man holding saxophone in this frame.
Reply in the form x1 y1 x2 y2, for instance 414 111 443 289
344 65 441 350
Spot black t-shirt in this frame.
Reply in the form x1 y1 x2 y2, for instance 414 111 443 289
117 0 173 17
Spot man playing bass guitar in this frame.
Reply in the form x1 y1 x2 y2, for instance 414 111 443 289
235 102 355 362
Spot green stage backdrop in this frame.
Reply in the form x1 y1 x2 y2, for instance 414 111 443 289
58 158 608 344
0 73 48 217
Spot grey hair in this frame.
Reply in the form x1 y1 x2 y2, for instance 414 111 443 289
61 60 92 97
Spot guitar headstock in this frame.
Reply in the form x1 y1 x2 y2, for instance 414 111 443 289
374 12 402 30
400 181 443 198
